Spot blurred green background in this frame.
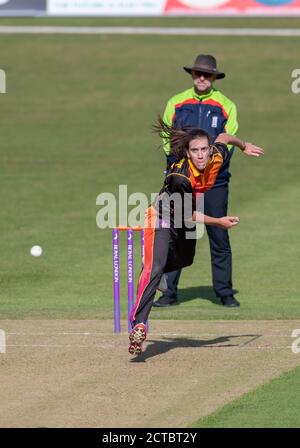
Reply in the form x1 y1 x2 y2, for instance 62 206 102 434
0 18 299 320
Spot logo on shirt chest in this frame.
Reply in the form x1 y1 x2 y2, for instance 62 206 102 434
211 116 219 128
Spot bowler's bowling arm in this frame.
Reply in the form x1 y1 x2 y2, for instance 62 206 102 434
215 133 264 157
191 211 239 230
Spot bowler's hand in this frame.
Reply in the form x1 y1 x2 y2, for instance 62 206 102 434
217 216 240 229
243 142 264 157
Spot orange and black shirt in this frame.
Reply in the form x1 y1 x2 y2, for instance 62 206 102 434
154 143 228 224
162 142 228 196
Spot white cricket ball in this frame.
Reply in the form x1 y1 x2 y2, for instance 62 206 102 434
30 245 43 257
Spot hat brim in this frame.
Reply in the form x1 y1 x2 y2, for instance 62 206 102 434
183 66 225 80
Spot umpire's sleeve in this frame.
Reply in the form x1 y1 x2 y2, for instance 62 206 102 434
225 101 238 136
224 101 238 152
162 99 175 156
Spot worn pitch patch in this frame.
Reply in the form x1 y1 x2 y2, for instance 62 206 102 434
0 319 299 427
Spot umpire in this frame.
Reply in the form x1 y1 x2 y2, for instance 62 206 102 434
154 54 240 308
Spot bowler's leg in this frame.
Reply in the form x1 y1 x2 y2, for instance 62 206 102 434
130 226 171 326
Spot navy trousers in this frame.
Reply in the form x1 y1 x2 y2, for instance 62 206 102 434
164 184 233 299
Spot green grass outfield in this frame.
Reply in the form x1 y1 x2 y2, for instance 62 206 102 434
0 18 299 320
190 365 300 428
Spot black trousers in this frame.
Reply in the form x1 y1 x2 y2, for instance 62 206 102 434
131 223 196 326
164 184 233 299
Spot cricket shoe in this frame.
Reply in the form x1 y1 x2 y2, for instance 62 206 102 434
128 323 147 356
153 295 179 307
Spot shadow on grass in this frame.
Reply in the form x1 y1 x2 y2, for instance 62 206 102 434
131 333 259 363
175 286 239 306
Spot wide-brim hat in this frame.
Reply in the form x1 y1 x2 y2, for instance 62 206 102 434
184 54 225 80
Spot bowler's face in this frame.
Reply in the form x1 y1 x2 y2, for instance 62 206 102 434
192 70 216 94
187 137 212 171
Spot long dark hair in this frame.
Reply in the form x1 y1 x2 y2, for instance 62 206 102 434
153 116 212 159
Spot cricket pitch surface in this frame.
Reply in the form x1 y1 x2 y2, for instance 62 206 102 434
0 319 299 427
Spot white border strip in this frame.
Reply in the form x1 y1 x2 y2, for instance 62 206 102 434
0 26 300 36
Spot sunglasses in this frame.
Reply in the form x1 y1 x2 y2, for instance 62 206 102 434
192 71 214 79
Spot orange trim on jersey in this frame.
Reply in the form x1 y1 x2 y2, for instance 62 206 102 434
188 155 223 193
187 158 201 178
130 207 157 324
